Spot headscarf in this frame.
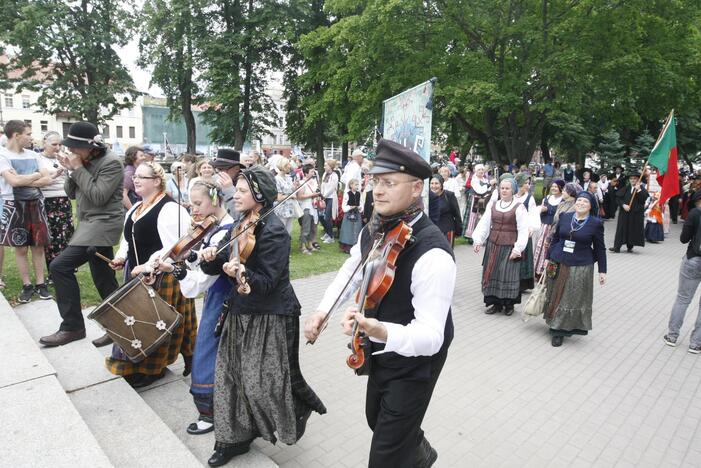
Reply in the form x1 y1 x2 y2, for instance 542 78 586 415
499 172 514 182
564 182 581 198
576 190 596 208
500 177 518 194
240 166 277 207
515 172 530 187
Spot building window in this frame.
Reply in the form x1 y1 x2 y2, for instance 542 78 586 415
4 95 13 108
102 126 110 139
116 126 123 138
40 121 48 132
129 126 135 139
22 96 30 109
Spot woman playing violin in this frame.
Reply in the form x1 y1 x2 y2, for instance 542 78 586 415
199 166 326 467
304 139 457 468
153 181 234 436
106 161 196 388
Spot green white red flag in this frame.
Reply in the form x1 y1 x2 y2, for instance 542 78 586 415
647 110 680 206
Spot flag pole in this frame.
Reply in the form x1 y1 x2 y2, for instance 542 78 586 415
628 110 674 206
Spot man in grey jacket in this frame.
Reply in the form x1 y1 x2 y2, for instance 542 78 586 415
39 122 123 347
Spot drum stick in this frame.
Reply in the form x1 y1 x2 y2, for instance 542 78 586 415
86 246 113 264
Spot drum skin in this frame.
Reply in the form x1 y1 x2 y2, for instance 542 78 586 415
88 275 182 363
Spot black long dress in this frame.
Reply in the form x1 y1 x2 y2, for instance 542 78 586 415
613 184 648 250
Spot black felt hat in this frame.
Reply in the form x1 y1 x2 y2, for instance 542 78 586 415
212 148 243 169
61 122 105 148
369 138 432 180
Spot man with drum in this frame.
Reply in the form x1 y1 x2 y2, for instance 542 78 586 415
39 122 123 347
304 139 456 468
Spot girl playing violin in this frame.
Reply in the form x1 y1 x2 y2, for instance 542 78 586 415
199 166 326 467
106 162 196 388
153 181 234 436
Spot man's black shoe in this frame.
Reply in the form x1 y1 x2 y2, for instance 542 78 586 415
18 284 34 303
608 248 620 253
415 436 438 468
551 336 564 347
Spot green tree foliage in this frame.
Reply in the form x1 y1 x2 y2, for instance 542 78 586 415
4 0 138 125
597 130 626 172
631 130 655 161
197 0 285 149
140 0 203 153
292 0 701 164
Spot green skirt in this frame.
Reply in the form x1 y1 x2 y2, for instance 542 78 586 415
543 263 594 332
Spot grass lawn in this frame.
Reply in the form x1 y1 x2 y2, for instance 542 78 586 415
1 220 350 307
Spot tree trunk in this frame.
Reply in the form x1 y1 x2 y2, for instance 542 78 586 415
183 105 196 153
85 108 99 126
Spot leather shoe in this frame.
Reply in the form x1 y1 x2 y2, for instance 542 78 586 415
551 336 564 347
415 436 438 468
208 443 251 467
39 329 86 347
124 369 166 389
92 333 113 348
504 306 515 316
485 305 501 315
183 355 193 377
187 419 214 435
608 247 620 253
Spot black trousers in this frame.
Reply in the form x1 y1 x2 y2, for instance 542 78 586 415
669 196 679 223
365 347 448 467
50 245 119 332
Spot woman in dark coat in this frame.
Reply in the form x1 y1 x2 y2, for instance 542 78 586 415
429 174 463 247
545 191 607 347
200 167 326 467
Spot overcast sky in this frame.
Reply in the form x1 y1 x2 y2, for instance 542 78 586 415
115 37 163 97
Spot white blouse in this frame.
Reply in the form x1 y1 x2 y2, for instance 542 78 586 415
472 200 529 255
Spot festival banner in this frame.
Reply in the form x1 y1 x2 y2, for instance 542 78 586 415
381 79 435 162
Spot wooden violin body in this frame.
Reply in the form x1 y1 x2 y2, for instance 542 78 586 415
346 221 413 372
231 211 260 295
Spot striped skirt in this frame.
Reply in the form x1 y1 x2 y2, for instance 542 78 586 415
463 193 486 239
481 241 521 306
533 224 553 278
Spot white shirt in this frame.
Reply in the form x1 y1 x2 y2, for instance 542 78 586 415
471 175 490 195
116 198 191 265
443 177 460 195
514 191 541 233
179 214 234 298
321 171 339 199
471 200 529 256
316 215 456 357
340 160 362 188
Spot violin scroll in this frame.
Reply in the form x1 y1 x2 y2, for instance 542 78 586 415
346 333 365 369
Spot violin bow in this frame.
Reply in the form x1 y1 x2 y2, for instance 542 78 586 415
306 236 383 345
214 174 314 255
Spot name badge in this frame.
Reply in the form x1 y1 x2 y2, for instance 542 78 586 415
563 240 575 253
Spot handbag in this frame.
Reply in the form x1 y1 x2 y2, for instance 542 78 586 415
291 199 304 218
521 270 548 321
313 197 326 210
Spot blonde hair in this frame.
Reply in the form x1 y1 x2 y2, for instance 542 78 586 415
276 157 291 173
190 180 222 206
325 159 337 171
142 161 167 192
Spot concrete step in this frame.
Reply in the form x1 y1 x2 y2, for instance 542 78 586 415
14 298 203 467
0 293 112 467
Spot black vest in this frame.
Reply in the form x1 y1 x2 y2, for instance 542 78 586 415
359 214 454 367
124 195 173 268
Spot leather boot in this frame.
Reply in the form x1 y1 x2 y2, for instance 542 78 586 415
92 333 113 348
208 443 251 467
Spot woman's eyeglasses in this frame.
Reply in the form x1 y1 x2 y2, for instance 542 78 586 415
132 175 158 181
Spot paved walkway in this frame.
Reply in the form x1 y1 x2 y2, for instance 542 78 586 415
254 220 701 467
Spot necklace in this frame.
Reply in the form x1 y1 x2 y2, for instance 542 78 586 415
134 191 166 220
499 198 514 209
570 213 589 233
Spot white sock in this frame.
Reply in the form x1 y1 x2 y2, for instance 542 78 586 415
196 420 213 430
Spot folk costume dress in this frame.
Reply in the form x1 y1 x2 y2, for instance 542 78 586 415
544 212 607 338
533 194 563 279
176 213 234 421
472 199 529 308
106 194 197 378
428 187 462 247
340 189 363 248
463 175 491 242
514 191 540 291
200 212 326 451
644 196 665 243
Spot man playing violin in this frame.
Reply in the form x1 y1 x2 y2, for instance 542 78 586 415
305 139 457 468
